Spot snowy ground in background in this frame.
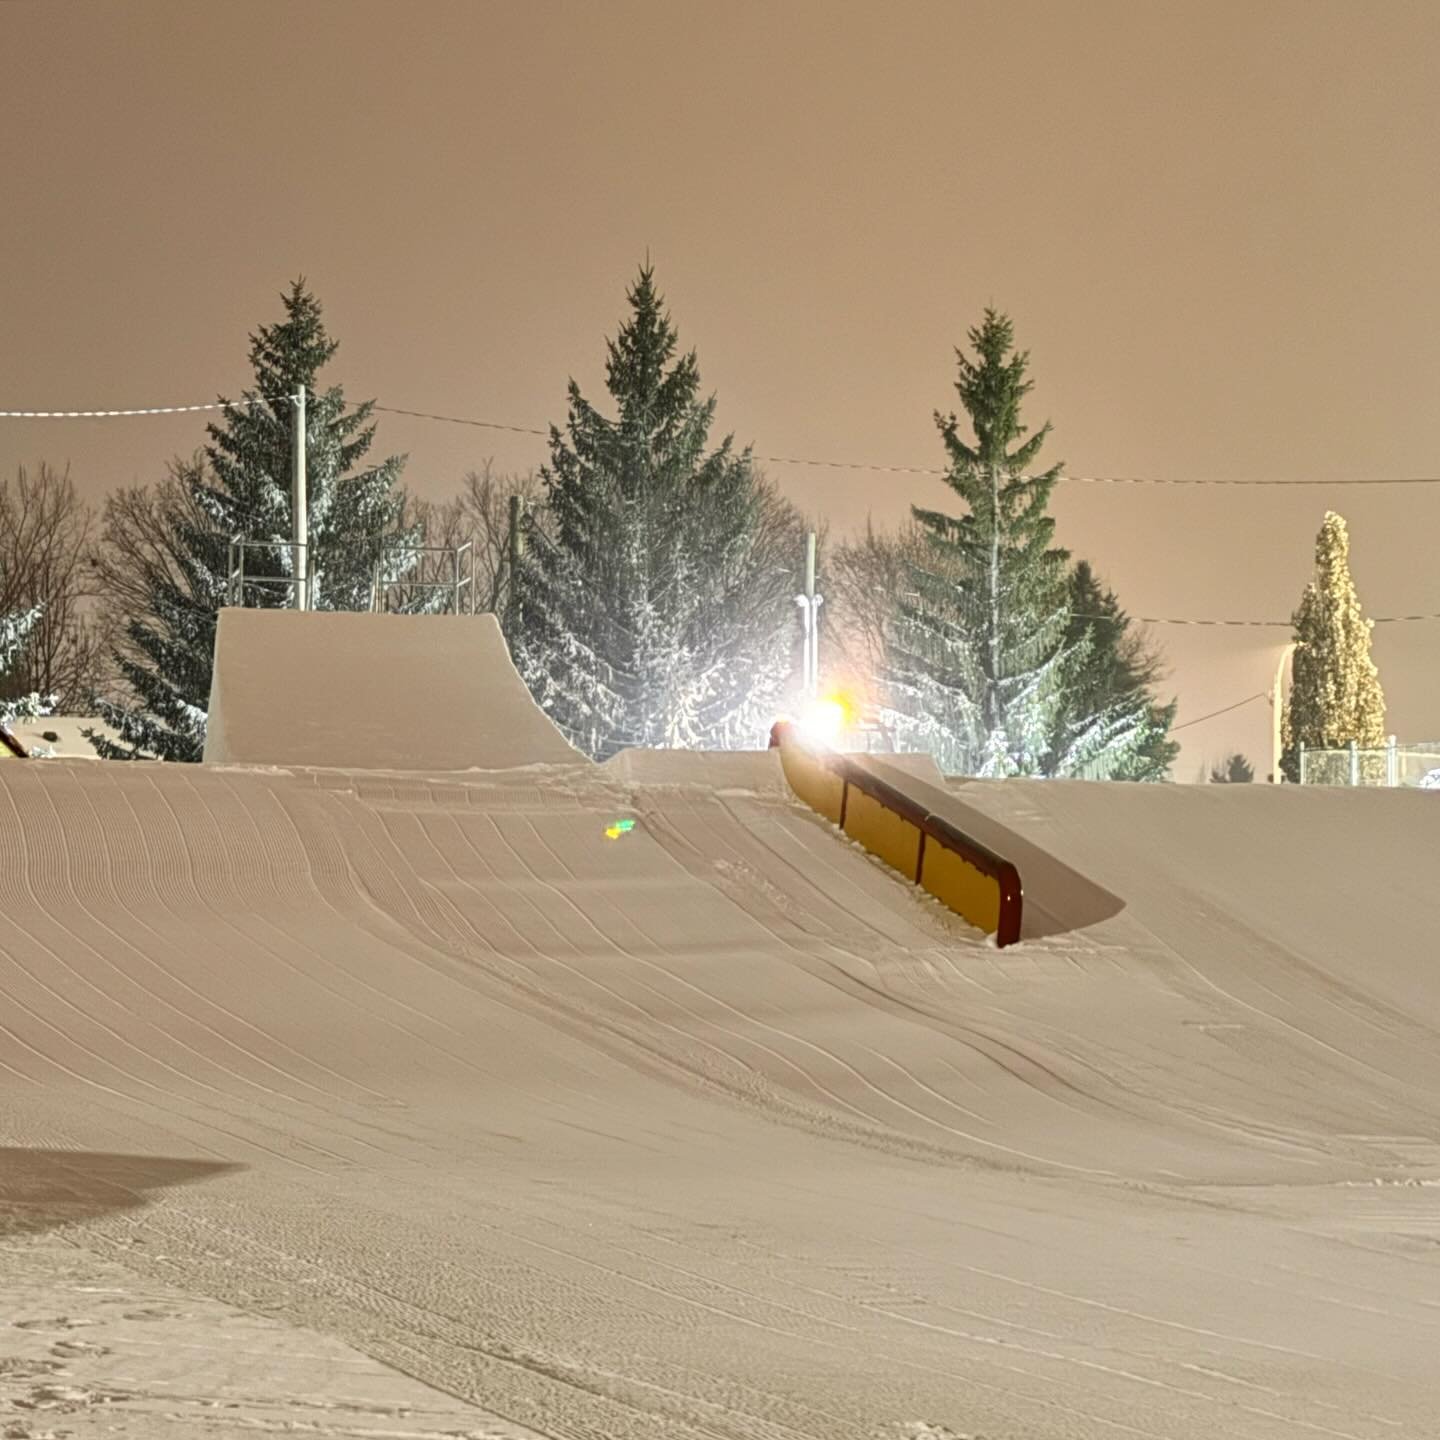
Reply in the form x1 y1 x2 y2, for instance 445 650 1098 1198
2 755 1438 1439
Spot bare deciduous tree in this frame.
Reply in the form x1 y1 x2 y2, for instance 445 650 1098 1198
0 462 107 710
825 516 948 684
395 461 548 615
740 467 823 703
88 454 217 707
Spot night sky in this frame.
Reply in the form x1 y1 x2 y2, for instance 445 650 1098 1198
4 0 1438 777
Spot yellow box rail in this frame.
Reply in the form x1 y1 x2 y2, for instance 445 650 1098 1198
769 720 1023 947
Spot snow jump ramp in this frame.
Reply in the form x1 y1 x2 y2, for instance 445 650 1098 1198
203 608 582 771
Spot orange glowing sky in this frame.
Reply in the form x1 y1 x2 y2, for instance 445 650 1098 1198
3 0 1438 776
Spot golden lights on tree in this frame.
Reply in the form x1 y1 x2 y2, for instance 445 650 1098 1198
1280 511 1386 781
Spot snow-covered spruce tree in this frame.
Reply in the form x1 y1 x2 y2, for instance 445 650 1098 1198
0 605 38 687
92 280 417 760
0 603 54 727
1045 561 1179 781
512 267 796 759
880 311 1080 776
1280 511 1386 782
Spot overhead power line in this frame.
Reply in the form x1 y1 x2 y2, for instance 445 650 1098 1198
16 393 1430 625
0 397 290 419
1171 693 1268 732
1072 608 1440 628
371 404 549 437
759 455 1440 487
1053 473 1440 488
0 399 544 431
371 408 1440 487
892 596 1440 628
1070 609 1285 629
5 395 1440 488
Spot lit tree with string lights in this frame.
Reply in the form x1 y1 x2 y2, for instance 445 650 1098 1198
1280 510 1386 781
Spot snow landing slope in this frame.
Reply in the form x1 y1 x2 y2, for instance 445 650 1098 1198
3 674 1440 1436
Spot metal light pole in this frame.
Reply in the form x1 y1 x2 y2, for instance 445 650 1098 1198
292 387 308 611
795 531 823 698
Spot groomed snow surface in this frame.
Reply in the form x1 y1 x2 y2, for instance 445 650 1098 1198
3 611 1440 1439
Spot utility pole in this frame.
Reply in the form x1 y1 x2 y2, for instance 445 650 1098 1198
1270 641 1296 781
292 387 307 611
795 531 823 698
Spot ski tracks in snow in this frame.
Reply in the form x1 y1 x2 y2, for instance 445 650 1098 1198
3 762 1440 1439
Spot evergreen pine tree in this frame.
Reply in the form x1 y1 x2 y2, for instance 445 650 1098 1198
513 266 795 759
880 310 1076 776
1048 561 1179 780
1280 511 1386 781
92 280 415 760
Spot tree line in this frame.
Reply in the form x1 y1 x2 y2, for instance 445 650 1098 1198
0 269 1388 778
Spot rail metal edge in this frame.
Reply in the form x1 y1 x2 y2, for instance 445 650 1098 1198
769 720 1023 947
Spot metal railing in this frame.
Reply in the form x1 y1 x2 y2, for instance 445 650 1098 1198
226 537 475 614
769 719 1024 946
227 538 313 609
1298 737 1440 789
370 540 475 615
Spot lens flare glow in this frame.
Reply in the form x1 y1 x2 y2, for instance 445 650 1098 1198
797 694 851 747
604 818 637 840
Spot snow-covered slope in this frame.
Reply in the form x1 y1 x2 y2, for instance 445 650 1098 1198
2 754 1438 1439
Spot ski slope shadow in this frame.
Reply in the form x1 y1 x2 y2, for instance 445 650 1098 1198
0 1147 241 1242
945 797 1126 941
861 760 1126 940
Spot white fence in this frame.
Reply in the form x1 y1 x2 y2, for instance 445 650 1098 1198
1299 738 1440 789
